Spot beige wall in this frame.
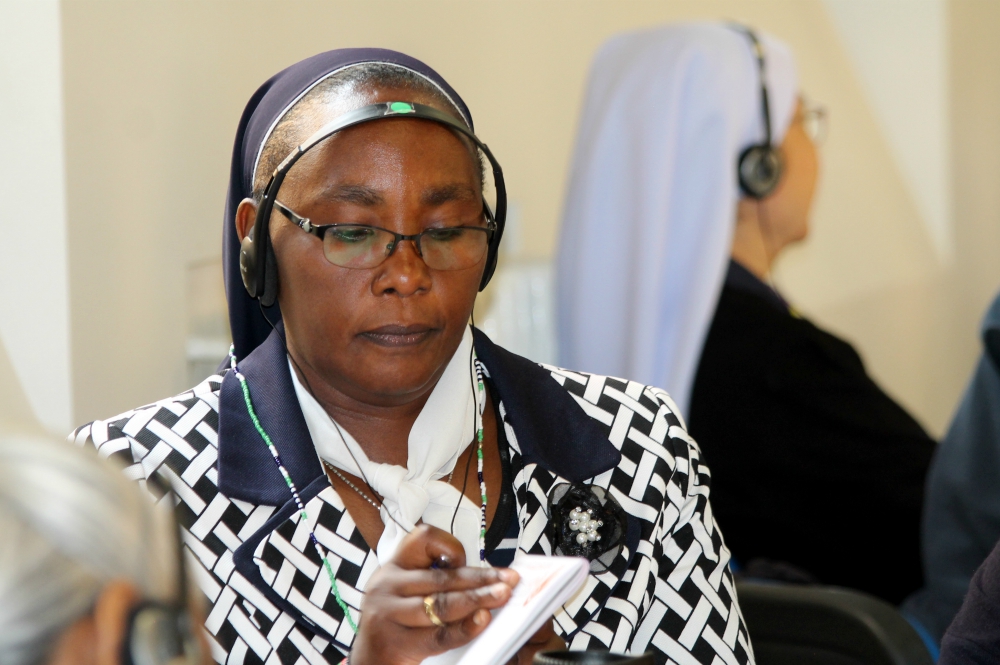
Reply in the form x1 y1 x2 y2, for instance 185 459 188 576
0 337 43 436
952 1 1000 341
62 0 1000 436
806 0 1000 437
0 0 71 434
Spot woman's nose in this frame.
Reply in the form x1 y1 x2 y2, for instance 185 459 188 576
373 238 432 296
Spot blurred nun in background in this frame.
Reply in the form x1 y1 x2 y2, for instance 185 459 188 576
556 22 935 604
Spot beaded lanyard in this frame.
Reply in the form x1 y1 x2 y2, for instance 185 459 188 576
227 345 489 636
229 347 359 633
475 361 487 562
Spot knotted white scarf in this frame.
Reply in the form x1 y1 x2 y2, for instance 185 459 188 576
291 327 486 565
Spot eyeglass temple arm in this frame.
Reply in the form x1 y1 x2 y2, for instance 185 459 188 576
273 200 316 234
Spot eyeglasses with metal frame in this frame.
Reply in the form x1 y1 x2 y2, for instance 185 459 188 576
274 200 496 271
799 96 828 146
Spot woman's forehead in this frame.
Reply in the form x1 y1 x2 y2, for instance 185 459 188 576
310 180 481 209
284 118 484 201
302 85 464 142
253 85 467 192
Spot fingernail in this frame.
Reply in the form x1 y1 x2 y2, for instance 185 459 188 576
497 569 518 585
474 609 489 626
489 582 509 598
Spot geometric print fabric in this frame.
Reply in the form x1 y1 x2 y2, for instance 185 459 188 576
74 366 754 665
531 367 754 664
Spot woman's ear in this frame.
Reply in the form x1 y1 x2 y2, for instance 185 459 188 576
235 198 259 243
44 580 142 665
92 580 142 665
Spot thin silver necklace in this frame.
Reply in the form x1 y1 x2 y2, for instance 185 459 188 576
323 460 458 510
317 347 488 564
324 460 382 510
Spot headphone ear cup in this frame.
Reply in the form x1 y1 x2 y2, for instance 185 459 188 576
122 602 201 665
479 240 501 292
239 230 258 297
478 205 505 292
260 240 279 307
738 144 783 199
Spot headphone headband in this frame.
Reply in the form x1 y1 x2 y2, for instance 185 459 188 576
241 101 507 305
731 24 783 199
737 27 773 149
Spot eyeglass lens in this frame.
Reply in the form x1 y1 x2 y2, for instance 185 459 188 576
321 225 490 270
801 105 828 145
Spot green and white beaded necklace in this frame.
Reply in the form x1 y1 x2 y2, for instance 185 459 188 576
228 340 488 635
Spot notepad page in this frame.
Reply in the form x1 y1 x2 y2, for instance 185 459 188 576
422 554 589 665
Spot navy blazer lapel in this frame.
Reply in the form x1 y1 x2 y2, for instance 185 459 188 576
217 327 618 503
217 328 324 505
473 328 621 481
216 326 630 647
231 475 369 650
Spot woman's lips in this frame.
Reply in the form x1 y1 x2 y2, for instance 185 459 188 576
360 324 437 347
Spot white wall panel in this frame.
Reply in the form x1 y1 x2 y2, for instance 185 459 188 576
822 0 951 259
0 0 71 433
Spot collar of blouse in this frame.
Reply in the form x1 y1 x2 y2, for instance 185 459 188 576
215 325 622 506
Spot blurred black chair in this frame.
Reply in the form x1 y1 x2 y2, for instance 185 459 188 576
736 581 935 665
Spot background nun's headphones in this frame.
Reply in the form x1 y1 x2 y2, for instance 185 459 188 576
240 101 507 307
733 25 784 199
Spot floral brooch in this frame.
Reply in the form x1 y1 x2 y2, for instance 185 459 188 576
548 482 627 571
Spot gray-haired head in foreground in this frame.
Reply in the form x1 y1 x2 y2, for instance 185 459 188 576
253 61 479 201
0 436 177 665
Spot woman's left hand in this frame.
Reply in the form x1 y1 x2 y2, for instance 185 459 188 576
508 619 566 664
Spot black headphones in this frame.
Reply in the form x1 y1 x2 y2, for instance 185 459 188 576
734 26 783 199
120 519 203 665
121 602 201 665
240 101 507 307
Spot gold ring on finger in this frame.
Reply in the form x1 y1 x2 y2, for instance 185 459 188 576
423 595 446 628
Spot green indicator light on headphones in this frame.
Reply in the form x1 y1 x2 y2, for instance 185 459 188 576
389 102 415 114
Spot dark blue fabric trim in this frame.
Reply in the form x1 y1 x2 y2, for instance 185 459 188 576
231 475 340 644
485 516 520 568
472 329 621 482
217 328 323 505
217 328 622 503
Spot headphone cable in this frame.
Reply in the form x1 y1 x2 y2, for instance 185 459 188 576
255 302 410 533
754 200 781 294
450 320 481 535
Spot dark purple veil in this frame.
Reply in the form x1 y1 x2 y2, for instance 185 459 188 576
223 49 472 359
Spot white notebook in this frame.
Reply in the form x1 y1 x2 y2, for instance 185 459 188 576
423 554 589 665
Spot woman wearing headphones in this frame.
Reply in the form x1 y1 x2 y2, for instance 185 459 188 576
0 435 203 665
74 50 752 664
557 24 935 604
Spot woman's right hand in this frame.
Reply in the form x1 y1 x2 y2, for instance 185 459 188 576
349 524 520 665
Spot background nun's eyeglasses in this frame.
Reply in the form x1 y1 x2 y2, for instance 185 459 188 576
274 200 496 271
799 96 828 146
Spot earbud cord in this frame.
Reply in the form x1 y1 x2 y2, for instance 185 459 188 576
255 303 487 563
450 317 479 535
754 200 781 294
256 302 410 534
229 318 358 634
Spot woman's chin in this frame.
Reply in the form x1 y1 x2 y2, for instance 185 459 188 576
336 362 449 403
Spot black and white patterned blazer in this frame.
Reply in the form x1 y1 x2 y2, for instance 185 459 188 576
74 328 754 665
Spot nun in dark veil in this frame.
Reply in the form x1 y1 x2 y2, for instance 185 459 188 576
74 48 752 665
